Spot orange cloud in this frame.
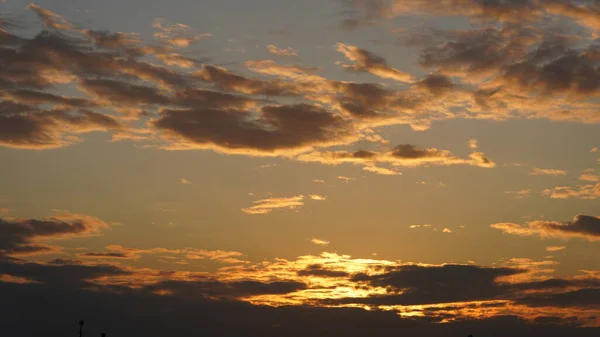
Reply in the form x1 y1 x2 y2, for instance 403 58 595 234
580 173 600 182
311 238 330 246
27 4 74 30
266 44 297 57
336 43 414 83
78 245 246 264
492 215 600 241
505 189 532 199
543 183 600 200
297 142 495 171
546 246 566 252
530 168 568 176
152 18 211 47
241 195 305 214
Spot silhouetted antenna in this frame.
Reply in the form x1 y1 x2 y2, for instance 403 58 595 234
78 320 84 337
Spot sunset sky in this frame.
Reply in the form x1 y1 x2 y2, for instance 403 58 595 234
1 1 600 336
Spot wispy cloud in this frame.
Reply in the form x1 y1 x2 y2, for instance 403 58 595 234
241 193 325 214
530 168 568 176
492 215 600 241
180 178 192 184
409 224 432 229
337 176 356 183
266 44 297 57
298 142 495 169
546 246 566 252
242 195 305 214
505 189 532 199
309 194 327 201
79 244 246 264
311 238 330 246
336 43 414 83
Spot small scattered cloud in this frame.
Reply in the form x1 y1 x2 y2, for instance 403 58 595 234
311 238 330 246
591 147 599 153
442 228 452 233
258 164 279 169
363 165 401 175
530 168 568 176
180 178 192 185
409 224 432 229
309 194 327 201
505 189 532 199
241 194 326 215
468 139 479 150
313 179 325 183
152 18 211 48
543 183 600 200
546 246 566 252
338 176 356 183
266 44 297 57
579 173 600 182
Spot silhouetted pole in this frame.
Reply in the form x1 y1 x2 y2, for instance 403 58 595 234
101 333 106 337
79 320 85 337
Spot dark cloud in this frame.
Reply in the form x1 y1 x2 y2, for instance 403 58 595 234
332 264 524 306
516 288 600 309
418 26 530 78
153 103 355 154
79 252 132 259
196 65 306 96
512 278 600 292
3 280 600 337
416 74 456 96
146 279 307 299
174 88 256 110
0 255 129 286
297 264 350 278
0 213 110 256
2 3 600 154
2 245 600 335
330 81 414 119
79 79 170 108
0 101 121 149
3 89 93 108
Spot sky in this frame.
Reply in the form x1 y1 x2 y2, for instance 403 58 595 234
1 0 600 336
